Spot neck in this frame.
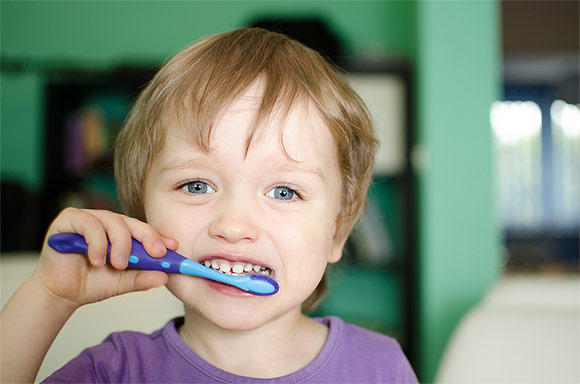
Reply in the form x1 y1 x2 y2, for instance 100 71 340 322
179 309 328 378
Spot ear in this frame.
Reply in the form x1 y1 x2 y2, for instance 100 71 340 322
328 237 346 263
328 215 346 264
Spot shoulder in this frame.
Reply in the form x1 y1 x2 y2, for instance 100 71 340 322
42 318 184 383
347 322 407 360
314 316 418 383
321 316 403 356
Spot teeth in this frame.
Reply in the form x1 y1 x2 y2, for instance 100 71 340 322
219 261 231 273
201 258 272 277
232 263 244 274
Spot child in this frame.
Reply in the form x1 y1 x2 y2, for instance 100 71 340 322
1 28 417 383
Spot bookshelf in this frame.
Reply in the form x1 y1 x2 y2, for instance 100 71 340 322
42 67 156 230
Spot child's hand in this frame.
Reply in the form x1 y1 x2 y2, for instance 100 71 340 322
33 207 178 308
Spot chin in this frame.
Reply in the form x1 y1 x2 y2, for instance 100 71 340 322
209 310 272 331
167 277 276 330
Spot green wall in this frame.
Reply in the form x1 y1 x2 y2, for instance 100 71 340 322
1 1 415 64
1 72 43 191
416 1 501 380
1 1 500 381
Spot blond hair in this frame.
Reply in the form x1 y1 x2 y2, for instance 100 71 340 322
114 28 376 311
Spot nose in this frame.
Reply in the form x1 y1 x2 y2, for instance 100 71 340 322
208 196 259 243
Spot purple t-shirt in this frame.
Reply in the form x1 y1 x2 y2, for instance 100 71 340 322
43 316 417 383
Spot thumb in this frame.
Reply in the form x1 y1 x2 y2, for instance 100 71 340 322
116 270 169 295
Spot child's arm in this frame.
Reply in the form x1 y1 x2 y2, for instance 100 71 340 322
0 207 176 383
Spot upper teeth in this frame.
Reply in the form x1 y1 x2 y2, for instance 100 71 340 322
203 259 272 277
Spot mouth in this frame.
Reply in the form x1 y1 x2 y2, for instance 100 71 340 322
200 258 274 279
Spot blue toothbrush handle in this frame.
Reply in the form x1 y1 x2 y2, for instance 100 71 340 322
48 233 279 295
48 233 184 273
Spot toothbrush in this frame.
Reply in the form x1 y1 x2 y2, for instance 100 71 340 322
48 233 279 295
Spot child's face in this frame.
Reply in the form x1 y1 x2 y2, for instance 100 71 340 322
144 85 343 331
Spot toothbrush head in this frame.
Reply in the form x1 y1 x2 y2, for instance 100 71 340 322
247 274 279 295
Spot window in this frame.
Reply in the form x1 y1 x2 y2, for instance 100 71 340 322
491 96 579 271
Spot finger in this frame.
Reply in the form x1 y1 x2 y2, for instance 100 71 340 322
99 213 132 270
61 209 109 267
121 216 170 259
162 237 179 252
78 210 133 270
84 210 160 268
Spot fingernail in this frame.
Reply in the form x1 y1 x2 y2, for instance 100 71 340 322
155 241 166 254
115 253 128 269
94 255 105 267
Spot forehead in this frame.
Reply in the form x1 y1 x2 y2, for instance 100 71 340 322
172 82 338 167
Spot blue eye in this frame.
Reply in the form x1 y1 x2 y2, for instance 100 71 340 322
183 181 215 194
266 186 296 201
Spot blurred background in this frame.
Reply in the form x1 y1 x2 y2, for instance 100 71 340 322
1 1 578 382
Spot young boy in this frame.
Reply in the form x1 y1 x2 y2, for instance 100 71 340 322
1 28 417 383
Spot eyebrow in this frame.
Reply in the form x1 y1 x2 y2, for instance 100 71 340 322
160 157 210 173
273 160 324 179
160 156 324 179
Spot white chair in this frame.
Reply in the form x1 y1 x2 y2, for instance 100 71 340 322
436 274 580 383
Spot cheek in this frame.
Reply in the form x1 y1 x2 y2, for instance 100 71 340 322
283 230 330 301
145 198 172 233
144 197 203 247
277 212 336 274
